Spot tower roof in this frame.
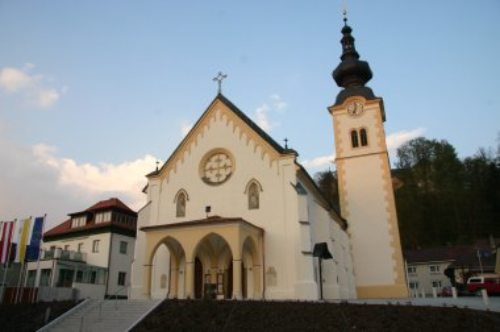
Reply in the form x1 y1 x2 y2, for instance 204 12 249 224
332 17 376 106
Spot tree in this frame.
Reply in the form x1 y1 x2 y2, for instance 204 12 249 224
314 170 340 208
395 137 465 248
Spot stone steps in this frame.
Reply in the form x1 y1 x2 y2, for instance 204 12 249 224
40 299 162 332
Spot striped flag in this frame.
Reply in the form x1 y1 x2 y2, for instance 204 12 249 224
0 220 15 265
16 217 32 263
26 216 45 261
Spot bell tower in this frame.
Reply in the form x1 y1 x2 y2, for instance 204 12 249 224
328 16 408 298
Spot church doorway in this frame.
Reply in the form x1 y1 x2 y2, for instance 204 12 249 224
193 232 233 299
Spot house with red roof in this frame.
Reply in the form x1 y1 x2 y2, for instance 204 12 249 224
404 238 498 296
25 198 137 300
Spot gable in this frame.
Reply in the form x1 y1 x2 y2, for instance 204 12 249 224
150 94 293 183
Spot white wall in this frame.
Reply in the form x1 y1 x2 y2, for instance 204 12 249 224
43 232 111 267
131 101 356 300
107 233 135 297
74 282 106 299
407 261 452 296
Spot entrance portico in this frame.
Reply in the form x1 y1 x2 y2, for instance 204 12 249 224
142 216 264 299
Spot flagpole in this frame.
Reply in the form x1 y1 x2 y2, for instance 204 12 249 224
0 219 15 303
31 214 46 303
15 216 32 304
14 219 23 304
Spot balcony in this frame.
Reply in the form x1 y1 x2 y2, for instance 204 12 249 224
42 248 87 263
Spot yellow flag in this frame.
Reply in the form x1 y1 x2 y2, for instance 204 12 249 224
17 217 32 263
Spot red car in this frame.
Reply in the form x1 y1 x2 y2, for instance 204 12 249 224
466 274 500 295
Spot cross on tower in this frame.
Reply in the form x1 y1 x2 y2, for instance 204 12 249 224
284 138 289 149
213 72 227 94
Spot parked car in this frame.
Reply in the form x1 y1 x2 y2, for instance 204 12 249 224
466 274 500 295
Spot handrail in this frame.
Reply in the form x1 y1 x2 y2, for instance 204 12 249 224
36 298 90 332
79 284 129 331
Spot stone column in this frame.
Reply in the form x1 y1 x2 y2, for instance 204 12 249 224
253 264 262 299
185 261 194 299
169 266 178 299
143 264 152 298
232 259 242 299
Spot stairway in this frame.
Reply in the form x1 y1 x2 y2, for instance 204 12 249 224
40 298 162 332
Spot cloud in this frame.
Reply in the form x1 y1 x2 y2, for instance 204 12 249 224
255 104 272 131
386 128 426 154
33 143 156 207
270 94 287 111
301 154 335 169
253 94 288 132
0 129 156 229
0 65 65 108
37 88 60 108
180 122 193 137
0 67 33 92
301 127 426 172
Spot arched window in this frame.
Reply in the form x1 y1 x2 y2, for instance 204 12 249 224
351 130 359 148
245 179 262 210
360 128 368 146
248 183 259 209
175 189 188 217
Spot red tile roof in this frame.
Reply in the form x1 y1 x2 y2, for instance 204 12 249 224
69 197 136 216
44 198 137 239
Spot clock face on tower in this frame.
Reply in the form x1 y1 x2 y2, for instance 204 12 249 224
347 101 364 116
200 149 234 185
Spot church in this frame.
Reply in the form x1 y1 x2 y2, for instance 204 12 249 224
130 18 408 301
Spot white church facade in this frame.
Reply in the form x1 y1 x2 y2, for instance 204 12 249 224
130 19 408 301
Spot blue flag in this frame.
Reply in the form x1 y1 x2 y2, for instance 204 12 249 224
26 216 44 261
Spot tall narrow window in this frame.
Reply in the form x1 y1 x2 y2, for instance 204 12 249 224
176 191 187 217
245 179 262 210
248 182 260 209
351 130 359 148
360 128 368 146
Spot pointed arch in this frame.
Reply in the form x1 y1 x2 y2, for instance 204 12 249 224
244 179 263 210
174 189 189 217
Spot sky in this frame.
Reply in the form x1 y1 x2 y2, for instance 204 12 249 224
1 1 499 230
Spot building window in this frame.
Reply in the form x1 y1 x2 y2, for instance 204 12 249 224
90 271 97 284
40 269 51 286
175 190 187 217
119 241 128 254
118 272 126 286
245 179 262 210
92 240 100 253
407 266 416 274
432 280 442 288
71 216 86 228
64 244 70 251
409 281 419 289
78 243 84 252
248 182 260 209
96 211 112 223
351 130 359 148
430 265 440 273
360 128 368 146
